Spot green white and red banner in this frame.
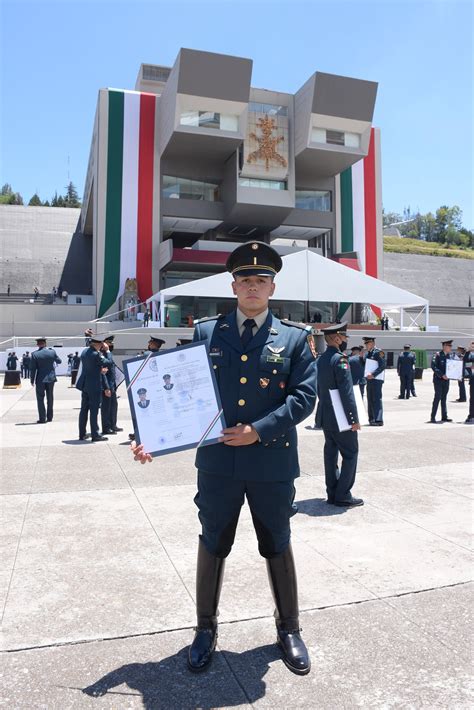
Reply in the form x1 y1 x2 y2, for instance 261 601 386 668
98 90 156 318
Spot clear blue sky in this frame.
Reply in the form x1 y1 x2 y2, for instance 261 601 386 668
1 0 472 227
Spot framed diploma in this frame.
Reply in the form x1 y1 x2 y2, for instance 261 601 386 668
445 359 463 381
123 341 226 457
364 358 385 381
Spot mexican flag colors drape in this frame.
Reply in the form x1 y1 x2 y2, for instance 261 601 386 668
337 128 381 319
98 90 157 318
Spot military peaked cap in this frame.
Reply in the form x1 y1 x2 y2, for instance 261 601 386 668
226 241 282 278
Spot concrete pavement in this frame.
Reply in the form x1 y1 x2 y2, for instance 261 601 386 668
1 370 472 708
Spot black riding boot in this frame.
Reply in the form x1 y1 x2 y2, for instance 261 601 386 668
266 543 311 675
187 539 225 672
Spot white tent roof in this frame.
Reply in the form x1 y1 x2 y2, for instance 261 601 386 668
149 249 428 309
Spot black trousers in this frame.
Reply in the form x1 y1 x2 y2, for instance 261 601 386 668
431 378 450 420
410 373 416 395
367 380 384 423
71 369 78 386
79 391 101 438
101 389 118 431
468 379 474 419
458 379 466 401
399 373 411 398
35 382 55 422
323 429 359 502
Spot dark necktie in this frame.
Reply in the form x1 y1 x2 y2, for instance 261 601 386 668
241 318 256 349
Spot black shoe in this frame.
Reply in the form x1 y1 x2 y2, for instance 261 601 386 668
428 419 437 423
411 393 417 397
441 418 453 422
187 625 218 672
91 436 108 442
187 540 225 673
277 628 311 675
465 417 474 424
326 498 335 505
113 427 123 432
455 399 466 403
79 435 89 441
37 420 46 424
47 418 53 422
266 544 310 675
128 433 135 441
102 429 116 435
397 396 404 399
334 497 364 508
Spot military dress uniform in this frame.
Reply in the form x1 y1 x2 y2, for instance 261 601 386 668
76 336 110 440
316 324 362 506
30 339 62 423
188 241 316 676
397 347 416 399
463 348 474 423
101 336 121 434
430 341 452 422
454 349 467 402
22 352 31 379
349 347 366 398
364 338 386 425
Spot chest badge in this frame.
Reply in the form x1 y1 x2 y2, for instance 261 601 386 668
278 381 286 389
259 377 270 389
268 327 278 335
267 345 285 354
219 323 230 329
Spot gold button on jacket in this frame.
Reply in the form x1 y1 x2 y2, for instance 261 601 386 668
238 399 246 406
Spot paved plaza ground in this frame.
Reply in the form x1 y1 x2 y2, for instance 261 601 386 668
1 369 473 709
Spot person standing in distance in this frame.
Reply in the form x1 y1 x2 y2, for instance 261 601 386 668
101 335 123 435
363 336 386 426
316 323 362 507
30 338 62 423
76 334 111 441
22 351 31 379
349 345 366 399
397 345 415 400
463 341 474 424
429 340 453 423
132 241 317 676
454 346 467 402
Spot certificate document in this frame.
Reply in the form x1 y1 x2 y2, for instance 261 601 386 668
123 342 226 457
445 359 463 381
364 358 385 381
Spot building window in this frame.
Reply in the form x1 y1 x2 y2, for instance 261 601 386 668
248 102 288 117
239 177 287 190
311 127 361 148
180 111 238 132
163 176 220 201
295 190 332 211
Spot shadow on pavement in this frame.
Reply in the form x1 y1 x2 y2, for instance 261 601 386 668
61 439 90 445
15 422 43 426
296 498 347 517
82 644 281 708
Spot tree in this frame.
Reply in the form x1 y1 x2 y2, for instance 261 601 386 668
43 199 50 207
64 181 81 208
28 193 42 206
435 205 463 243
1 183 13 196
7 192 23 205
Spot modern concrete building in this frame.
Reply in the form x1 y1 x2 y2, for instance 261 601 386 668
80 48 382 325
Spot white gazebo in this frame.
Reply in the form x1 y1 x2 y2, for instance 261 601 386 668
148 249 429 328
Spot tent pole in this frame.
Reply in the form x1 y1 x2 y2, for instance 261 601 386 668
400 307 404 330
425 303 429 330
160 293 165 327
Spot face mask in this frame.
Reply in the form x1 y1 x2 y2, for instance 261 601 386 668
339 339 348 352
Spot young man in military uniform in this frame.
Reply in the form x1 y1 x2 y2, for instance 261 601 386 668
429 340 453 423
100 335 123 435
349 345 366 399
463 341 474 424
363 336 386 425
397 345 416 399
76 334 111 441
132 241 317 675
30 338 62 423
454 346 467 402
316 323 363 508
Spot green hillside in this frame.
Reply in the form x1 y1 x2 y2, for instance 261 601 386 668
383 236 474 260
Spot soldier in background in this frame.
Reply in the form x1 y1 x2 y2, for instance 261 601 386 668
429 340 453 423
101 335 123 435
349 345 366 399
454 346 467 402
76 334 111 442
463 341 474 424
21 351 31 379
397 345 416 399
30 338 62 423
363 337 386 426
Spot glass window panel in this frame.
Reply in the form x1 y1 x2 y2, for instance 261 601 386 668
220 114 239 131
295 190 332 211
198 111 220 129
326 130 345 146
311 127 326 144
180 111 199 126
345 132 360 148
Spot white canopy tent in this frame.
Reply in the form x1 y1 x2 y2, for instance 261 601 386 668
148 249 429 327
